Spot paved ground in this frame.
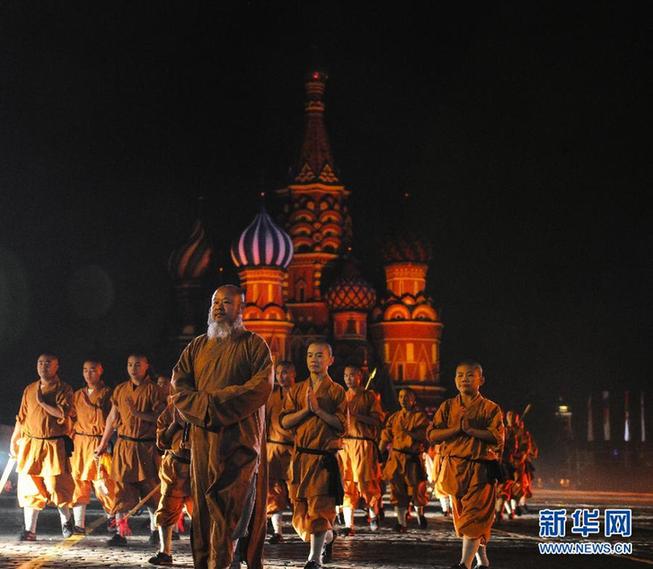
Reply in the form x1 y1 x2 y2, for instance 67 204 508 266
0 490 651 568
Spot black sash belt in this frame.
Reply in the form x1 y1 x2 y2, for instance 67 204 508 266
27 434 74 457
343 435 377 443
170 452 191 465
393 448 427 481
296 447 344 506
267 439 293 447
74 432 102 438
119 434 155 443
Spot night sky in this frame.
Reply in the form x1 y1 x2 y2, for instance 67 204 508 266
0 3 650 446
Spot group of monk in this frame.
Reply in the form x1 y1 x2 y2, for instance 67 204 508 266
8 284 536 569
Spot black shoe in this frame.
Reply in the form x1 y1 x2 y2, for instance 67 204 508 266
340 527 354 537
321 531 336 564
378 507 385 522
268 532 284 544
149 530 160 546
73 525 86 535
515 505 523 516
304 562 321 569
418 515 428 530
148 552 173 566
107 533 127 546
267 517 274 536
62 518 74 539
19 529 36 541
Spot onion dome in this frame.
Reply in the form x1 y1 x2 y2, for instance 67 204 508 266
380 230 433 264
231 206 294 269
168 219 213 281
326 262 377 312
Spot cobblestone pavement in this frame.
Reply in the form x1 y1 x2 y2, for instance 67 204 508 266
0 491 651 568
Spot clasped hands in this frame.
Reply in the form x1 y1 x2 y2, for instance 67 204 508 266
305 386 322 416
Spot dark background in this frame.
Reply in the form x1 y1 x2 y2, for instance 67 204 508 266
0 2 650 450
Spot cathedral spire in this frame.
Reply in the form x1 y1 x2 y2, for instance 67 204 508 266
294 69 339 184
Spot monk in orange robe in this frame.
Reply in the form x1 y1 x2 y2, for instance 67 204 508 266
340 365 384 535
280 342 346 569
10 353 76 540
428 360 504 569
95 353 166 546
172 285 273 569
148 393 192 566
266 360 296 544
70 358 115 533
379 388 429 532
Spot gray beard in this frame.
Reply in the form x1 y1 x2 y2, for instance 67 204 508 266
207 312 245 340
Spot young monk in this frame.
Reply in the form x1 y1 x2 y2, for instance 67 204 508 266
379 388 429 532
70 358 115 533
340 365 384 535
266 361 297 544
95 352 166 546
280 342 346 569
148 385 192 566
428 360 504 569
10 353 76 540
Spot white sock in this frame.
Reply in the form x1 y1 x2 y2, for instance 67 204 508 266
396 506 407 526
58 506 71 527
504 501 512 514
440 497 450 513
510 499 517 511
309 531 327 562
24 508 40 533
271 513 283 534
73 505 86 528
159 525 173 555
343 506 354 528
368 508 377 520
147 507 157 532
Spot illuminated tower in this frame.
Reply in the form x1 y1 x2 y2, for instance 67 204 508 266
231 204 294 361
369 233 444 409
277 69 351 359
168 215 213 350
325 261 377 374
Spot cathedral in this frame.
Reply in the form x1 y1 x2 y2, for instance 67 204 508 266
167 70 444 411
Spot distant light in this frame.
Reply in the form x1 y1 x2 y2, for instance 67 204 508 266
312 71 320 80
558 405 569 413
260 191 265 198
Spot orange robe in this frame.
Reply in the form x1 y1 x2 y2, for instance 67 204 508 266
173 331 273 569
279 377 346 542
429 394 504 544
379 408 429 508
111 378 165 513
341 388 384 512
266 385 294 516
155 398 193 528
70 383 115 513
16 378 75 510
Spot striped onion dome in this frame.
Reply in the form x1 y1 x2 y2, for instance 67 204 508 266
231 206 294 269
168 219 213 281
326 261 376 312
380 230 432 264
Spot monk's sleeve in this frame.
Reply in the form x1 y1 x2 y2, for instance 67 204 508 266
55 384 74 425
171 340 205 426
370 392 385 424
16 388 29 424
203 336 273 428
427 400 449 442
486 404 505 454
278 384 299 430
332 387 347 436
412 412 429 445
156 405 173 451
379 413 394 449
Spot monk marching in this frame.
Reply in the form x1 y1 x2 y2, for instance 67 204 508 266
428 360 504 569
340 365 384 535
148 390 192 566
280 342 346 569
379 388 429 532
172 285 273 569
10 353 76 540
266 360 296 544
95 352 166 546
70 358 115 533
